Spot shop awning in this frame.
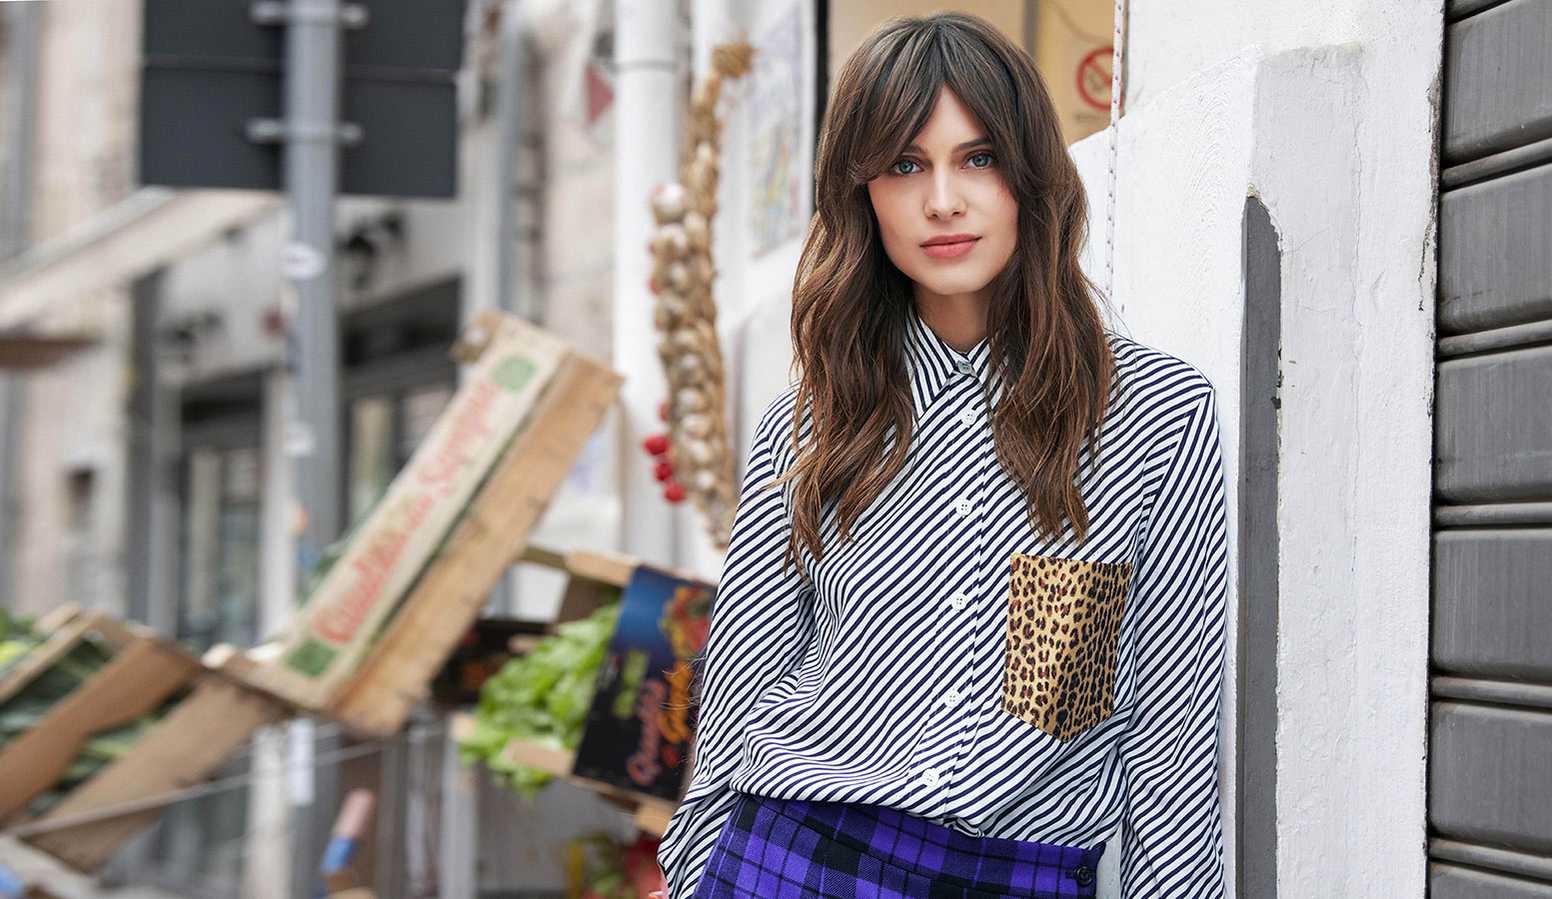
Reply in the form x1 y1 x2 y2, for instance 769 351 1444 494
0 187 280 333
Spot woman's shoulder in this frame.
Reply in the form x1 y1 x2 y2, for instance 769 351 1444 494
747 382 805 471
752 382 803 441
1103 329 1217 406
1101 330 1219 456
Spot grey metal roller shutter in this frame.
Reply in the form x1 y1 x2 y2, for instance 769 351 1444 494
1431 0 1552 894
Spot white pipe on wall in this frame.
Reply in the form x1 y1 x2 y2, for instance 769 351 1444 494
613 0 682 564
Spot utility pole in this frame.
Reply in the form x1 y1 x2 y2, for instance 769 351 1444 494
285 0 344 884
252 0 356 893
138 0 462 892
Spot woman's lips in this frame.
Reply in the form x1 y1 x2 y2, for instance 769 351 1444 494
921 236 980 259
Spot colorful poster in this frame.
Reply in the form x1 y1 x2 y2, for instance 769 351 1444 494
748 4 804 256
571 564 715 801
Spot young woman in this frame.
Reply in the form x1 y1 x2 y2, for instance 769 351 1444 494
654 11 1229 899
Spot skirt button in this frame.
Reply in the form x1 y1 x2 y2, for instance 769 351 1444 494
1071 864 1095 885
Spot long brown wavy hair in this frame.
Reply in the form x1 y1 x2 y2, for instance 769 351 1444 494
772 11 1121 577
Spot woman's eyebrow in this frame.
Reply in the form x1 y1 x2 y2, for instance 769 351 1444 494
903 136 993 154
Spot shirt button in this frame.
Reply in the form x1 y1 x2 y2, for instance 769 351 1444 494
942 689 962 706
954 498 973 517
955 360 974 376
958 408 976 427
949 592 969 610
920 768 941 787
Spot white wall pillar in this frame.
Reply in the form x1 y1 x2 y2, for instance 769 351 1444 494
613 0 682 563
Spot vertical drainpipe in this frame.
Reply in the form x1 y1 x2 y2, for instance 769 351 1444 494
487 0 524 616
613 0 680 563
0 1 42 604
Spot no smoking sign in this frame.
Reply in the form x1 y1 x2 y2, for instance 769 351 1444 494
1077 47 1114 112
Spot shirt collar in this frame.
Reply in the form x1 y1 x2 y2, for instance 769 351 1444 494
903 304 997 411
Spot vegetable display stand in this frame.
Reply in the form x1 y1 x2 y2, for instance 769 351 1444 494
0 606 290 873
205 311 624 738
452 545 703 837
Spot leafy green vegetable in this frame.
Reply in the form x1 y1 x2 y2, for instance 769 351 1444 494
0 608 40 679
0 632 117 752
457 599 621 800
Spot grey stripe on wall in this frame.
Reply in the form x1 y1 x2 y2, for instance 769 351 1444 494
1237 193 1280 899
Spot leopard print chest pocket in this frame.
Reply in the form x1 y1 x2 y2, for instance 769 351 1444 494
1002 552 1132 742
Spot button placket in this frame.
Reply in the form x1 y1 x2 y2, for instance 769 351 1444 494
941 452 994 805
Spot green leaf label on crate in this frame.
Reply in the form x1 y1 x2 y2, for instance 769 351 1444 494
492 356 537 392
286 638 338 676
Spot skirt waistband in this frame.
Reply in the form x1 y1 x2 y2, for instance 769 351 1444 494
742 792 1105 895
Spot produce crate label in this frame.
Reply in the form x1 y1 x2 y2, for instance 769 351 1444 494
266 321 566 704
571 563 714 801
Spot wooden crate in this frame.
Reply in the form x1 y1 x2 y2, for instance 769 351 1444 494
0 608 198 822
444 546 699 836
208 311 624 738
446 712 678 837
0 604 94 707
0 607 289 872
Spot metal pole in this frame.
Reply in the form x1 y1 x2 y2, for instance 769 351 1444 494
278 1 346 895
486 0 525 618
283 3 344 547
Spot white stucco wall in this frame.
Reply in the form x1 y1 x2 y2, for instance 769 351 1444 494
1069 3 1440 892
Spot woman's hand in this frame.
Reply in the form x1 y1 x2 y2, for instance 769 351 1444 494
648 891 668 899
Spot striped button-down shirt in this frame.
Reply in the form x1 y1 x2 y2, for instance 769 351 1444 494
657 307 1229 898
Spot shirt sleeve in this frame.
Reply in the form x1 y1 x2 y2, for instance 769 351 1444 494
656 394 817 899
1116 384 1230 898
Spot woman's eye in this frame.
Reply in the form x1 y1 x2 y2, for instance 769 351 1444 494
890 153 992 175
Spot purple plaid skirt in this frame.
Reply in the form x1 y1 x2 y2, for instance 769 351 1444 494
689 791 1105 898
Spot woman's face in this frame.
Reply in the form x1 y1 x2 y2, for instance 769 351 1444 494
866 86 1019 308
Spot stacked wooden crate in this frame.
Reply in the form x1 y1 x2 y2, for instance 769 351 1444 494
0 606 288 874
0 310 630 890
206 310 624 739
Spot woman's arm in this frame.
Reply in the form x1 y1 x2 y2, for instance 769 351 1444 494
1116 383 1230 898
655 393 817 899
